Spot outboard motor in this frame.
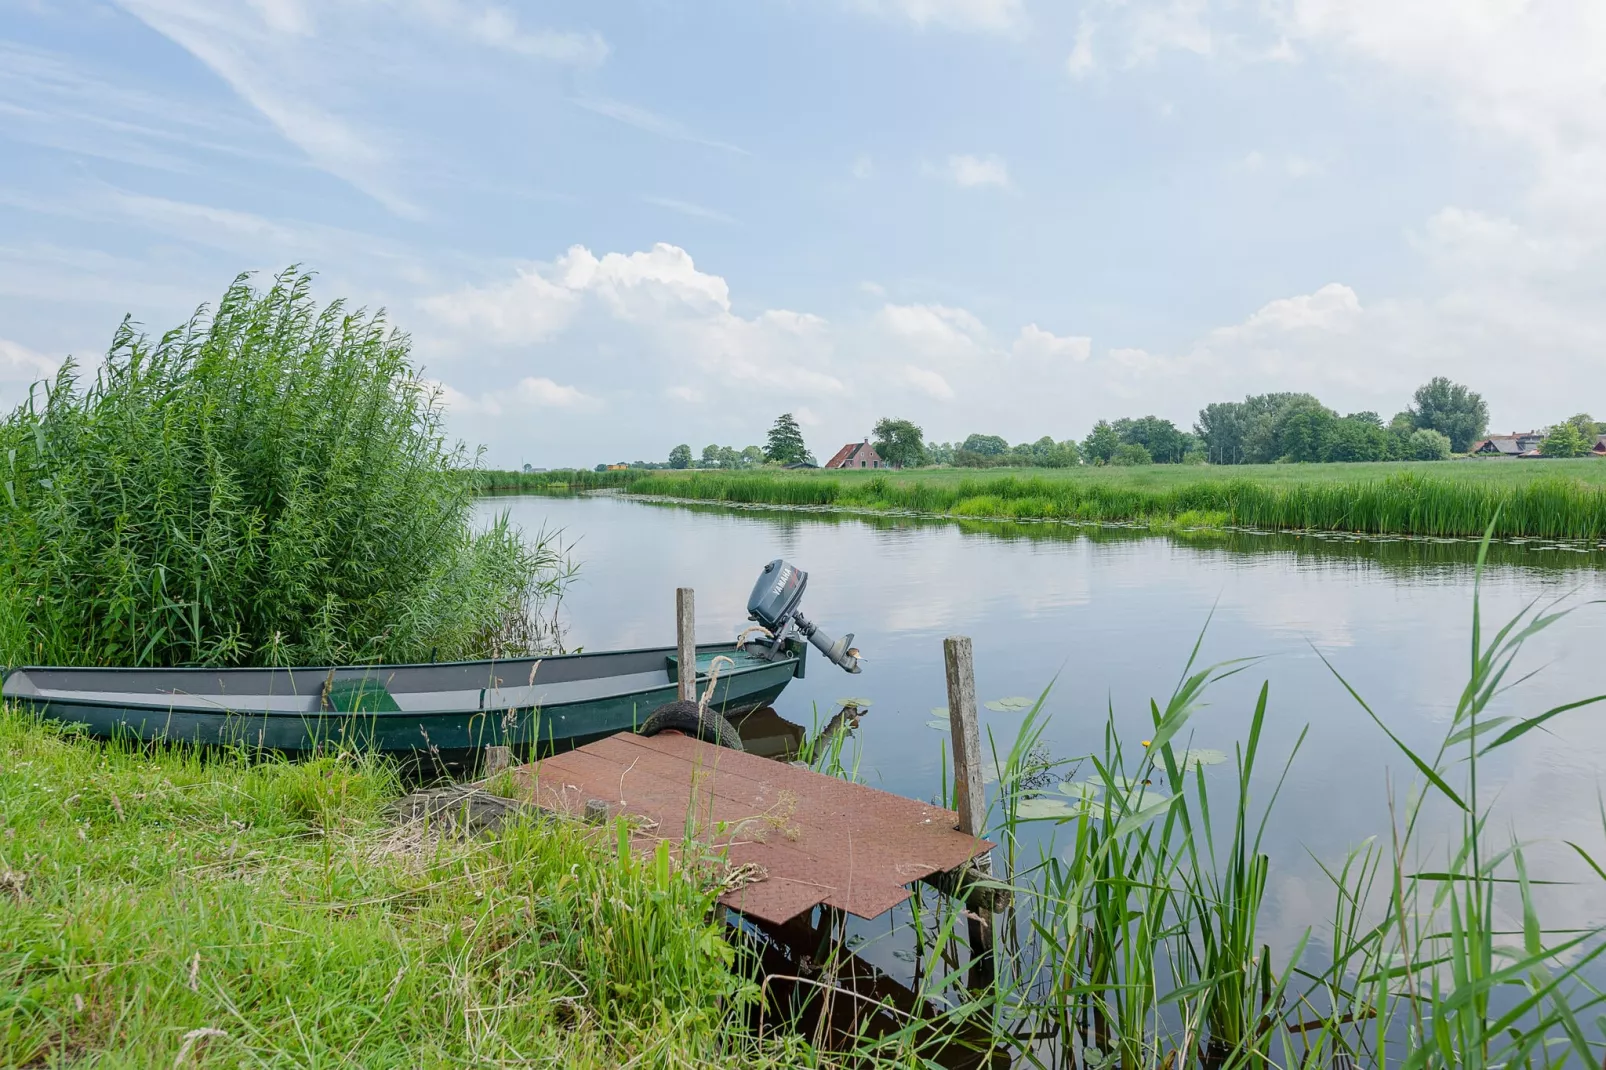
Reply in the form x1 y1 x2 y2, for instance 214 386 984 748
745 559 862 674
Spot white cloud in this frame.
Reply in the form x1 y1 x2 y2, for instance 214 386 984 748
570 96 747 155
901 364 955 399
946 153 1011 189
851 155 875 179
0 338 60 400
516 376 594 408
423 268 579 344
850 0 1023 33
1066 17 1097 78
876 302 989 359
111 1 609 217
1013 323 1092 363
641 195 738 225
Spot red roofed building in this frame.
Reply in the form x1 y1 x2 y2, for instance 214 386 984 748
824 440 884 469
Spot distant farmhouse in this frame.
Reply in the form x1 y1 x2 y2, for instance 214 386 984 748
1469 431 1606 458
824 441 884 470
1470 432 1545 458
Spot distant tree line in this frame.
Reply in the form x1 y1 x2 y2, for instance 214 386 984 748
578 380 1599 472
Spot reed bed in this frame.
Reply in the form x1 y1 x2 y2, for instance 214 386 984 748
851 531 1606 1067
581 468 1606 541
0 270 570 670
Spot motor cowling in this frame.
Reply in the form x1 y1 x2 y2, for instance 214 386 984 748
746 559 862 674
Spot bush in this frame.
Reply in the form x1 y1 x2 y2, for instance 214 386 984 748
1111 442 1153 466
0 269 569 669
1404 428 1453 461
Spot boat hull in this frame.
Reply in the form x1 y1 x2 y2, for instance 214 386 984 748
1 642 803 757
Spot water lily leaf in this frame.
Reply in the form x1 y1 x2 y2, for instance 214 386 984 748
924 718 951 731
892 948 917 962
984 696 1034 712
837 697 872 708
1056 780 1101 801
1177 747 1229 771
930 706 949 717
1015 796 1083 819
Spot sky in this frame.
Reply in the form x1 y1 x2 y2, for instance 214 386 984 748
1 0 1603 468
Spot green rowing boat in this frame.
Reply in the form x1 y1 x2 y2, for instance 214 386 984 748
0 641 805 758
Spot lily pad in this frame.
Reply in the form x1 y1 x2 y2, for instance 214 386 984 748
1056 780 1101 801
1015 795 1084 820
984 696 1034 712
1177 747 1229 771
837 697 873 708
924 718 951 731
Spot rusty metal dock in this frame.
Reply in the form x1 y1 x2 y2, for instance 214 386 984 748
511 728 992 926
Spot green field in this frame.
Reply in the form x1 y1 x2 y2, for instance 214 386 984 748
481 460 1606 541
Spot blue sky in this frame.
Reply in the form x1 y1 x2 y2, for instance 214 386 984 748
2 0 1603 467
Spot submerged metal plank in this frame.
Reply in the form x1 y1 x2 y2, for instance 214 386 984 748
517 730 992 925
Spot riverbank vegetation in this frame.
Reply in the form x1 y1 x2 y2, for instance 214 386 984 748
480 461 1606 541
890 546 1606 1066
0 707 811 1068
0 269 568 669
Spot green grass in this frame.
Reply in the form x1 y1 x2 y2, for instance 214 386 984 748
0 708 819 1068
1 270 570 670
490 462 1606 541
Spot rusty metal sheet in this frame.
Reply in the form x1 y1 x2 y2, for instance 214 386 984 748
515 730 992 926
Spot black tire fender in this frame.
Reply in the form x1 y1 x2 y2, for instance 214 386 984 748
640 700 745 751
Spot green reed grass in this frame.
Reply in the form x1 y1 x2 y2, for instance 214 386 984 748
1 270 570 670
0 706 821 1068
864 524 1606 1068
562 467 1606 541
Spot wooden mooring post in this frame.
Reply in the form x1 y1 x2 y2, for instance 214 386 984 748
943 635 995 988
676 587 696 702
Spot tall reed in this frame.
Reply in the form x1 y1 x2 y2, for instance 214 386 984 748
876 527 1606 1067
602 469 1606 541
0 269 569 669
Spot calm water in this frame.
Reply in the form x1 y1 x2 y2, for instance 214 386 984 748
478 493 1606 973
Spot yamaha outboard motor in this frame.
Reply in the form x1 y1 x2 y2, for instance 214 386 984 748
745 559 862 674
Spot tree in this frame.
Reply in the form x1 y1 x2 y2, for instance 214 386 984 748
1082 421 1121 465
716 445 741 469
1195 401 1248 464
1013 435 1081 467
1405 428 1453 461
926 441 956 465
1563 413 1598 439
1540 422 1591 457
960 433 1008 456
700 444 720 468
668 443 691 469
1408 377 1487 453
1113 415 1186 463
872 417 927 469
1111 442 1152 466
764 413 811 465
740 445 765 468
1325 415 1392 462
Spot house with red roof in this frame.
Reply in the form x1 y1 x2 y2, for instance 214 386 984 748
823 440 884 469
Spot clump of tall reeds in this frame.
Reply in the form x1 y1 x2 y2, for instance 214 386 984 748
0 269 569 669
610 469 1606 540
878 529 1606 1067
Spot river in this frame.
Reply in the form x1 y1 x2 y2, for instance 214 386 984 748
478 492 1606 983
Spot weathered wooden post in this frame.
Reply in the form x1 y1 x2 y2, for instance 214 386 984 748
483 744 512 779
676 587 697 703
943 635 994 987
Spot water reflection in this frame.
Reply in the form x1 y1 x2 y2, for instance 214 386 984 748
477 493 1606 979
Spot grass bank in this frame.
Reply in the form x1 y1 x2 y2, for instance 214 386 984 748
486 462 1606 541
0 707 816 1068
